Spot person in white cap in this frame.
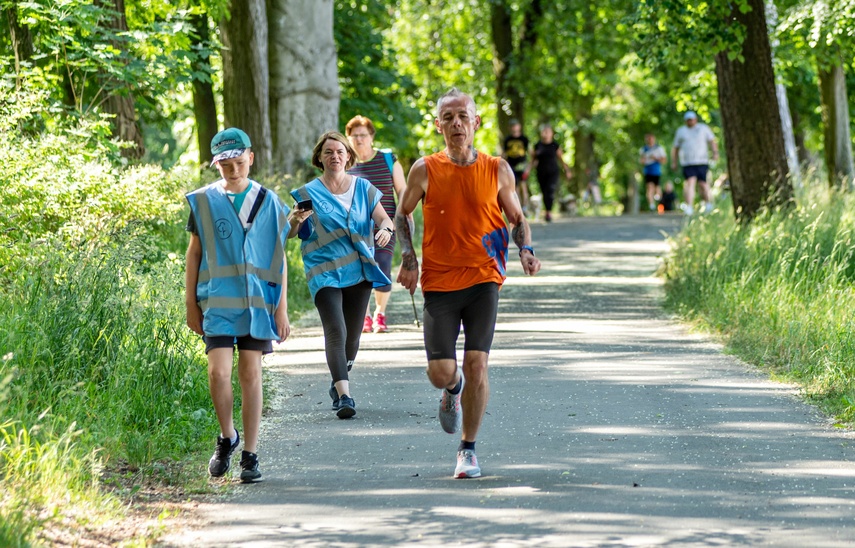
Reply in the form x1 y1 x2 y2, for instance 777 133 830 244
671 111 719 215
185 127 292 483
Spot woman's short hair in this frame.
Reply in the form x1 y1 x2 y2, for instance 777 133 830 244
311 131 357 170
345 115 376 137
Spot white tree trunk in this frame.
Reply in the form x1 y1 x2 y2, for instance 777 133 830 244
766 1 800 186
819 64 854 189
268 0 340 174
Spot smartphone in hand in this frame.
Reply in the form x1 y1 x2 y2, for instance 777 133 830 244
296 199 313 211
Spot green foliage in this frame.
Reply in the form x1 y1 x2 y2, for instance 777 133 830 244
662 183 855 421
390 0 499 155
631 0 753 65
0 83 215 544
335 0 422 158
777 0 855 67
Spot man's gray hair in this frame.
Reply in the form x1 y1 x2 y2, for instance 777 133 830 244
436 87 476 118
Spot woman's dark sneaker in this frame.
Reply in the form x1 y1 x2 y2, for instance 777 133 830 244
336 395 356 419
209 431 240 477
329 380 339 410
239 450 262 483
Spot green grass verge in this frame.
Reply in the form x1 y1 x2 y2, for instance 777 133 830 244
662 184 855 423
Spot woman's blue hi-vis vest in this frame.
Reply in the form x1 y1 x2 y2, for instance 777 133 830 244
291 177 390 300
186 181 290 339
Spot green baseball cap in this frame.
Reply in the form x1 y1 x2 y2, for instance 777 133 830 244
210 127 252 165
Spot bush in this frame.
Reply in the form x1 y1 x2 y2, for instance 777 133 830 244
0 83 215 543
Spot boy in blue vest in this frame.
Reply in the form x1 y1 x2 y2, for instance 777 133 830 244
185 128 291 483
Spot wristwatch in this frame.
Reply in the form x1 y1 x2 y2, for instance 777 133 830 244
382 227 394 234
519 245 534 257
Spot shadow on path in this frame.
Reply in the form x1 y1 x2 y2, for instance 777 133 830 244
161 215 855 548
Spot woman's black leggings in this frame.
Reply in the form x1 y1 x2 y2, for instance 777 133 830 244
537 170 560 212
314 281 373 382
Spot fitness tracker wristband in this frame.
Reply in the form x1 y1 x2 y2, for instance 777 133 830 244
519 245 534 257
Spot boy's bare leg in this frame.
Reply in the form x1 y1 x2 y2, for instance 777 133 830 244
208 347 236 439
237 349 263 453
460 350 489 442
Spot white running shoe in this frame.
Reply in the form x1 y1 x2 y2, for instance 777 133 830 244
704 202 714 214
438 374 464 434
455 449 481 479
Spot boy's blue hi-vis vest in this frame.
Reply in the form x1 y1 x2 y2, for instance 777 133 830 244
186 181 290 340
291 177 391 300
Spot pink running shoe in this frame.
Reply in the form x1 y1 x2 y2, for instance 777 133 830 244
362 315 373 333
373 312 388 333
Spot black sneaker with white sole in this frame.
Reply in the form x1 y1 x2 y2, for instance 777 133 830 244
208 431 240 477
239 450 262 483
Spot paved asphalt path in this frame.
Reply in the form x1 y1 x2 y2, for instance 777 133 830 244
162 215 855 547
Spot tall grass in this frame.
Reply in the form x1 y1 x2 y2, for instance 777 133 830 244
662 184 855 421
0 227 216 544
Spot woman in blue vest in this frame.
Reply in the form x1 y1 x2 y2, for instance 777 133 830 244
288 131 394 419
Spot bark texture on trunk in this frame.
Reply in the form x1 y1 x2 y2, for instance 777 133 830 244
268 0 339 175
95 0 145 160
714 0 790 220
221 0 272 173
572 94 595 197
189 11 219 167
818 63 854 189
491 1 515 140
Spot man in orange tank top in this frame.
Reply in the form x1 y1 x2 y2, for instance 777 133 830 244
395 88 542 479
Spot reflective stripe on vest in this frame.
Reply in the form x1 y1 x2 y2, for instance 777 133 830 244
199 295 276 316
297 183 381 285
194 192 286 286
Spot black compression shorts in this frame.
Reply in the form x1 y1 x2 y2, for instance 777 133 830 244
423 282 499 361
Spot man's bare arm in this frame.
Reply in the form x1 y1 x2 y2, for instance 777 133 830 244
511 221 528 250
395 158 427 266
395 213 417 270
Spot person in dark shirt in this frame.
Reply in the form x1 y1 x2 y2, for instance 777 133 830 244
660 180 677 212
523 124 571 222
501 119 530 215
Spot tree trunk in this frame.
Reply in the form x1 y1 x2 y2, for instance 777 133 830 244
220 0 272 173
268 0 339 175
490 0 542 141
6 4 34 88
571 94 595 197
518 0 542 122
765 1 800 186
818 63 854 190
189 11 219 167
490 1 515 140
714 0 790 220
776 83 800 187
790 109 811 167
94 0 145 160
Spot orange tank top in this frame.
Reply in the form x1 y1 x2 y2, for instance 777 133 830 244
421 151 509 292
